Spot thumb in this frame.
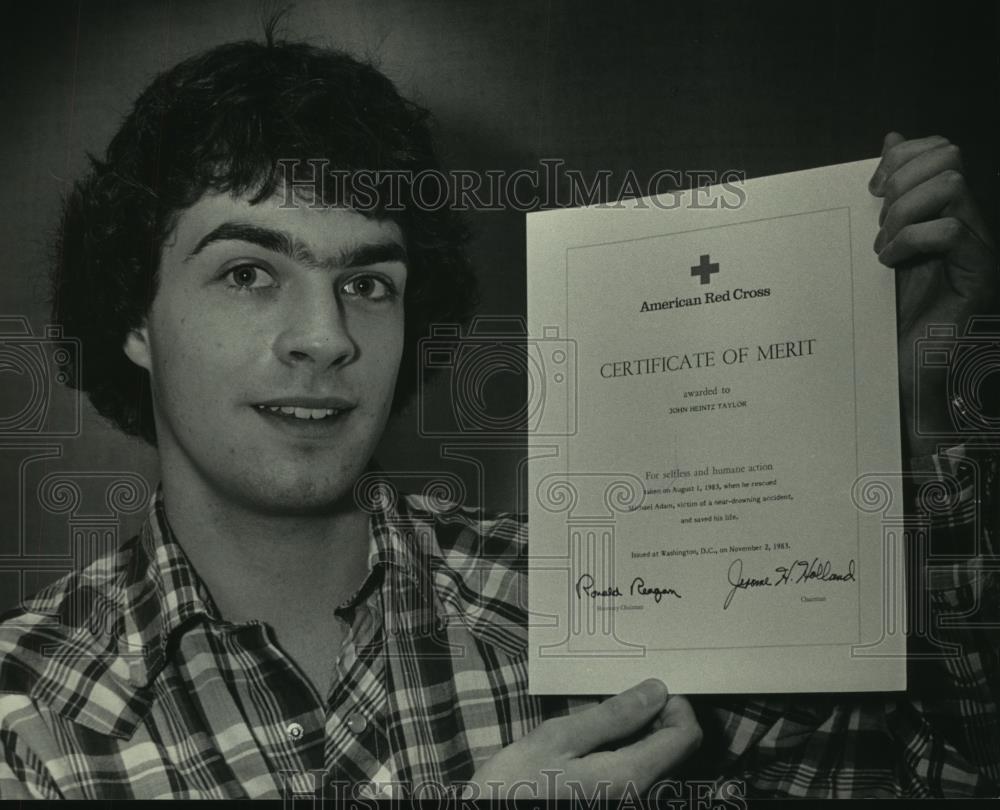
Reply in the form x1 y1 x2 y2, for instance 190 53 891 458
558 679 669 756
869 131 906 194
882 131 906 153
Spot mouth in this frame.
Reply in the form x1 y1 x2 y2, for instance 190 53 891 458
253 404 351 421
251 397 357 434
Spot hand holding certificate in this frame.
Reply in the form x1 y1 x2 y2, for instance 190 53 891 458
528 157 905 695
526 134 996 696
870 133 998 457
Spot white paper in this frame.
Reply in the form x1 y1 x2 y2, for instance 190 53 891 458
526 159 906 694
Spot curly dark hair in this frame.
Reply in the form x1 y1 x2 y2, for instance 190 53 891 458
51 31 478 445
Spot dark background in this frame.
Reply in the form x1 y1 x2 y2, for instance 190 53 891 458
0 0 996 613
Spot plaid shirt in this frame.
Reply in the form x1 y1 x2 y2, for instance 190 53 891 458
1 452 998 799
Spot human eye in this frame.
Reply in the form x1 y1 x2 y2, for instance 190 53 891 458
223 262 278 293
340 273 398 302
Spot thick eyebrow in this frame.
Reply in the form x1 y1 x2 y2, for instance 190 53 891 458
184 221 407 268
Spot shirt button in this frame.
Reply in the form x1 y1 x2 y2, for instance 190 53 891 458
286 722 304 741
347 713 368 735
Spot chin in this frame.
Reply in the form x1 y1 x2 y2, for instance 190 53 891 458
233 472 361 516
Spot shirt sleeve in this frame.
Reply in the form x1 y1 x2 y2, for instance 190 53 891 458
0 730 62 799
0 691 65 799
691 446 1000 798
0 761 32 800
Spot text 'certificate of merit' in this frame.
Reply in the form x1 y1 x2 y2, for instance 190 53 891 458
526 159 905 695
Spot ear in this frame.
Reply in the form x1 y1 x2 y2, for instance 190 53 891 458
123 325 153 372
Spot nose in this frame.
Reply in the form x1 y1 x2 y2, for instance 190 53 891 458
273 284 357 369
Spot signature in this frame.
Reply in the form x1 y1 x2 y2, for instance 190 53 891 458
575 573 682 604
630 577 682 603
723 557 856 610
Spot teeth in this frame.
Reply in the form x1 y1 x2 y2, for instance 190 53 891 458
258 405 340 420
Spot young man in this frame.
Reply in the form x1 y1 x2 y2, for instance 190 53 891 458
0 35 997 799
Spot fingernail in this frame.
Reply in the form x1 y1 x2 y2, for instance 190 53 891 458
873 230 884 253
638 679 668 705
868 170 885 194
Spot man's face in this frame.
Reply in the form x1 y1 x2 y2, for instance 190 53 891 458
124 191 407 515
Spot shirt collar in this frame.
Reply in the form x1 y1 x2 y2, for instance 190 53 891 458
118 492 223 688
124 479 436 686
359 474 439 590
30 476 526 736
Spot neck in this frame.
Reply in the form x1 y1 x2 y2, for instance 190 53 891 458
159 474 372 626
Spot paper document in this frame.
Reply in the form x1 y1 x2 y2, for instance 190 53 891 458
526 159 905 694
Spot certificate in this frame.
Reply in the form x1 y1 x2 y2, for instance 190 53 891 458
526 159 906 695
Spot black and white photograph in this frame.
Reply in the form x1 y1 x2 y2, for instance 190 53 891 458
0 0 997 801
